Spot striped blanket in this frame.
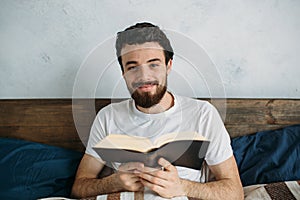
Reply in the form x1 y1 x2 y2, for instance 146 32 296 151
85 189 191 200
85 180 300 200
243 180 300 200
40 180 300 200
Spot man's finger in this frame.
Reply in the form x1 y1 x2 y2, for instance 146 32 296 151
119 162 144 172
140 174 167 188
142 165 161 173
158 157 173 171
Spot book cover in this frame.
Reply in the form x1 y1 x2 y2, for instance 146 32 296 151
93 132 210 170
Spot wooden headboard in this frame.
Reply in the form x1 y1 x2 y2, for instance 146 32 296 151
0 99 299 152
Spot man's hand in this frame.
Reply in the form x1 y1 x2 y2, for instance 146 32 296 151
116 162 145 192
138 158 186 198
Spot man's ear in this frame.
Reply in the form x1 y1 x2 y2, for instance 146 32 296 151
166 59 173 75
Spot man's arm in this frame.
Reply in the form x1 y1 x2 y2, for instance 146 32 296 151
139 156 244 199
181 156 244 199
71 154 144 198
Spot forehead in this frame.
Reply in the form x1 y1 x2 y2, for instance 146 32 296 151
120 42 165 61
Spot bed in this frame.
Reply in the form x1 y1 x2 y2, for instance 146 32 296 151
0 99 299 200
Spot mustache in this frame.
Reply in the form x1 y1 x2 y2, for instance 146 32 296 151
132 80 159 88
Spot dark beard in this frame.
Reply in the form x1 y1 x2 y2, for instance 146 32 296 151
131 84 167 108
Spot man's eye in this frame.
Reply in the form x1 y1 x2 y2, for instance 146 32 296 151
150 63 159 68
127 66 137 71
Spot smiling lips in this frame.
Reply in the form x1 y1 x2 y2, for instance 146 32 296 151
138 84 156 92
133 81 158 92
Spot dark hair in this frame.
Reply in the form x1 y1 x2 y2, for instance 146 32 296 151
115 22 174 72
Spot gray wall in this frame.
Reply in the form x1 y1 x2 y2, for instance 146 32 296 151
1 0 299 99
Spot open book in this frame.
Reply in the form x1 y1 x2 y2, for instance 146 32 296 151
93 132 210 170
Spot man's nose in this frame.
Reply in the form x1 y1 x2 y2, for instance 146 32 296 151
137 65 152 79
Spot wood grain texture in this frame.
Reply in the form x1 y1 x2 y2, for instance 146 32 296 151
222 99 300 137
0 99 299 151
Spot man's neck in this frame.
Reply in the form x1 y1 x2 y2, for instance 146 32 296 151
136 92 174 114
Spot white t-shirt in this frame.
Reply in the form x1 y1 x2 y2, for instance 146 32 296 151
85 94 233 182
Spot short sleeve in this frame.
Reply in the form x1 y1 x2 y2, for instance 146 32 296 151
200 102 233 166
85 111 106 160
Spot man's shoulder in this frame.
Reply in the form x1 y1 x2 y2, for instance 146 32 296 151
175 95 219 116
176 95 212 108
99 99 132 113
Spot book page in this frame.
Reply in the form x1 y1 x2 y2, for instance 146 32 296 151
153 132 207 148
94 134 154 152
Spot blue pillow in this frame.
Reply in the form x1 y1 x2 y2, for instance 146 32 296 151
232 124 300 186
0 138 83 200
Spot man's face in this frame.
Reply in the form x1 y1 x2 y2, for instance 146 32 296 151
120 42 172 108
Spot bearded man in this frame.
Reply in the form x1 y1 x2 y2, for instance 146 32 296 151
71 22 243 200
